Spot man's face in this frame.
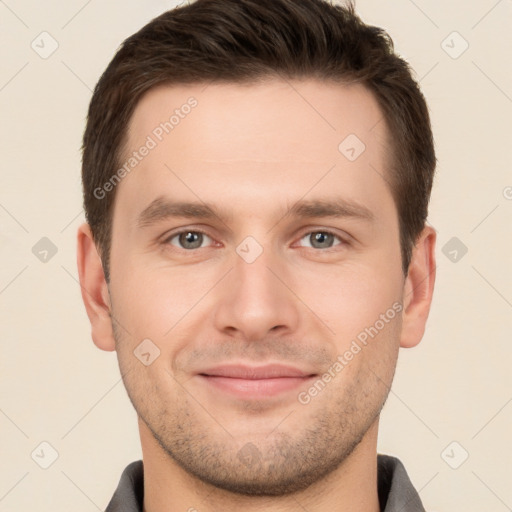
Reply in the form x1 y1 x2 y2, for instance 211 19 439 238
108 79 405 495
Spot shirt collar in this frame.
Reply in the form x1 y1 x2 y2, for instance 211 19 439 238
105 454 425 512
377 455 426 511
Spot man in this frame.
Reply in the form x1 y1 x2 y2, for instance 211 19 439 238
77 0 436 510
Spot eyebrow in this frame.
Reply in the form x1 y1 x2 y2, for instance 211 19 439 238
136 195 375 229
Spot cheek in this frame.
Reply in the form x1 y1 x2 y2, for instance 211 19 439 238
110 259 218 343
292 259 403 344
301 265 403 399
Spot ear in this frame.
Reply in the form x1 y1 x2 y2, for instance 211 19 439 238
76 223 115 351
400 225 436 348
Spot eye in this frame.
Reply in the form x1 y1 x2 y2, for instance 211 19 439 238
297 230 344 250
166 230 214 250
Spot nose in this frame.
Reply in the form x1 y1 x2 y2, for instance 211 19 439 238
212 245 301 342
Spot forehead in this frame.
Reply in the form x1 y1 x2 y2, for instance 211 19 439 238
125 78 388 164
115 79 393 226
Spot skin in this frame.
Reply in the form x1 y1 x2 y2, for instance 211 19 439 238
77 79 436 512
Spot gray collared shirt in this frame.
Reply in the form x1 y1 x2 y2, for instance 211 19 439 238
105 454 425 511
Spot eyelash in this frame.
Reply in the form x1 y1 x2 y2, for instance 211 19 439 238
163 228 348 251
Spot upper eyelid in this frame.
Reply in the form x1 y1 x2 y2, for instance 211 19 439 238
164 228 213 246
297 229 343 240
162 226 211 241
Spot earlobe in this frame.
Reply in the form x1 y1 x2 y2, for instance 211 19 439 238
400 225 437 348
76 223 116 352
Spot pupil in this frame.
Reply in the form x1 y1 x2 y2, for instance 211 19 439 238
312 232 332 248
180 232 202 249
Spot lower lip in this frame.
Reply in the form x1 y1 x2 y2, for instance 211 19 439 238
199 375 315 399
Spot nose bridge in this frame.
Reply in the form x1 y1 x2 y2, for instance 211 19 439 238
212 237 300 340
235 242 277 299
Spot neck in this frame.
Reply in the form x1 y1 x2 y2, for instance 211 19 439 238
140 417 381 512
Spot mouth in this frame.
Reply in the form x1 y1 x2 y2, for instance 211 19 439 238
197 364 317 399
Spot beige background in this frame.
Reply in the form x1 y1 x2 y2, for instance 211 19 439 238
1 0 511 510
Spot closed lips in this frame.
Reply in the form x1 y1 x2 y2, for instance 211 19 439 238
198 364 317 379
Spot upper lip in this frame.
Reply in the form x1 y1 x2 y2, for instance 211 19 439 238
198 364 316 379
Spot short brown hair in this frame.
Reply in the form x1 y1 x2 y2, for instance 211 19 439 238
82 0 435 281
